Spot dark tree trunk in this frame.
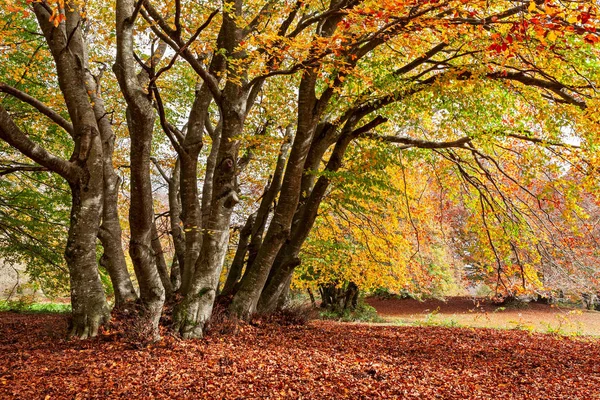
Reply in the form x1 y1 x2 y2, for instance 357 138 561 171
125 107 165 338
115 0 165 339
245 127 293 271
178 151 203 294
229 71 321 318
221 212 255 296
170 258 181 292
307 288 316 308
151 222 173 299
318 282 359 311
257 117 385 313
168 159 185 288
230 11 346 318
257 254 300 313
319 283 342 309
344 282 359 310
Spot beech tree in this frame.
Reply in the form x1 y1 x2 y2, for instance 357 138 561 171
1 2 112 337
0 0 598 339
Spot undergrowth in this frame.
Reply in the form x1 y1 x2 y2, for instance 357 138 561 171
320 301 384 323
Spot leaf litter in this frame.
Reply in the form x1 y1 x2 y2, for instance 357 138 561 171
1 312 599 399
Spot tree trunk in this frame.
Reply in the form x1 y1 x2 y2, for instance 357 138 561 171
96 145 138 308
344 282 359 310
257 118 382 312
152 156 185 292
126 107 165 339
173 2 247 337
229 9 346 317
168 159 185 288
152 222 173 298
174 100 243 338
229 71 321 319
178 152 203 294
30 3 114 337
245 128 293 271
307 288 316 308
257 255 300 313
85 70 137 307
221 212 255 296
170 258 181 292
67 183 111 339
178 35 226 294
115 0 165 339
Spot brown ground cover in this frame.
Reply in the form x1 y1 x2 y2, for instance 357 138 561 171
1 312 600 399
366 296 600 336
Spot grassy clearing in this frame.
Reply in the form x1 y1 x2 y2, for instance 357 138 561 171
367 297 600 338
385 311 592 338
0 300 71 313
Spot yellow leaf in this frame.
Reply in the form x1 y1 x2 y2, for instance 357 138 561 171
547 31 557 42
528 1 536 12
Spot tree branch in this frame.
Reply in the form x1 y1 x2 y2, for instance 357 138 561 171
0 82 74 137
0 105 78 182
365 133 472 149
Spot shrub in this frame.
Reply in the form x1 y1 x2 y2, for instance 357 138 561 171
320 301 384 323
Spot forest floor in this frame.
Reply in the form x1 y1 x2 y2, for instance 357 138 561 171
2 311 600 399
366 296 600 336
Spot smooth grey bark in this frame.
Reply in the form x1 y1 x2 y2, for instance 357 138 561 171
200 120 222 229
174 96 245 338
85 70 137 307
0 104 109 339
171 0 249 338
140 0 228 300
115 0 165 338
171 38 227 295
66 180 111 339
178 27 228 292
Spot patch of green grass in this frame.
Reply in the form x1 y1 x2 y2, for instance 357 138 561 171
0 300 71 313
320 302 385 323
541 311 585 337
413 310 463 328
